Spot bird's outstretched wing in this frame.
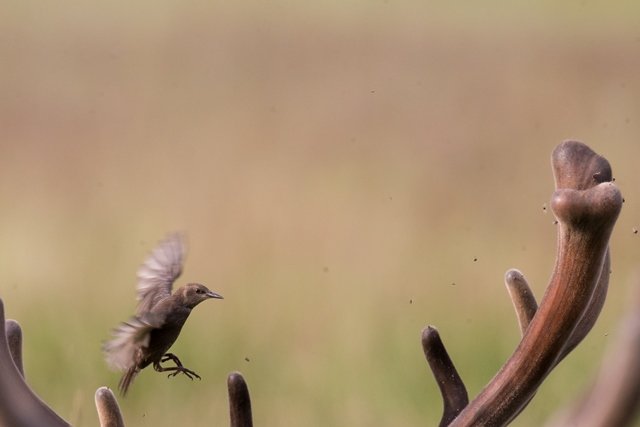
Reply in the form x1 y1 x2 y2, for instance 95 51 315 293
103 316 155 371
136 233 185 314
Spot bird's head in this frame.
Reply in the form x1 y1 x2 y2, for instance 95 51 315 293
179 283 223 309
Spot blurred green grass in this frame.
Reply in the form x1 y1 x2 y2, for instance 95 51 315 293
1 2 640 426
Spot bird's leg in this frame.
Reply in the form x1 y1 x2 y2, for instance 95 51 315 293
153 353 202 380
160 352 183 366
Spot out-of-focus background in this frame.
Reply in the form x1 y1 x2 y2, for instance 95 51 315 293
1 2 639 426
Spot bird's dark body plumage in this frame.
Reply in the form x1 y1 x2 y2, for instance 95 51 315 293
103 233 223 395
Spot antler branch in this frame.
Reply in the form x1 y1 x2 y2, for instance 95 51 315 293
5 318 24 377
504 269 538 335
228 371 254 427
422 326 469 426
426 141 623 426
95 387 126 427
452 141 622 425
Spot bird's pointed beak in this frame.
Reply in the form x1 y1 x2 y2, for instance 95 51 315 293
207 291 223 299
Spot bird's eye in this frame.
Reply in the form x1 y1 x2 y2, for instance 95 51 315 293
196 289 204 294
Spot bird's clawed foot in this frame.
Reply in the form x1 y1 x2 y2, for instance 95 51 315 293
167 367 201 380
154 353 202 381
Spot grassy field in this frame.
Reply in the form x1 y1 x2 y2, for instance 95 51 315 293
2 2 640 426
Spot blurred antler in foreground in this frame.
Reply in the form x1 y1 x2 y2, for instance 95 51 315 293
423 141 624 426
5 318 24 377
545 276 640 427
0 299 71 427
95 387 125 427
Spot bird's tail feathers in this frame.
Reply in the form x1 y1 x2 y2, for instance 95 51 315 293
118 367 139 396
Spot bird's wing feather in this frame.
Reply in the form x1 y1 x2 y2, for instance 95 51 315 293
136 233 185 314
102 316 156 371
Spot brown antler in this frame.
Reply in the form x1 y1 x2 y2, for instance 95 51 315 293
422 326 469 426
504 269 538 335
5 318 24 377
95 387 126 427
426 141 623 426
228 372 254 427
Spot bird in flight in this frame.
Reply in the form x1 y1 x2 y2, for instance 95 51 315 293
103 233 223 395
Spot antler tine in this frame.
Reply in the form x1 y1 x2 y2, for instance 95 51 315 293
422 326 469 426
546 277 640 427
5 318 24 377
446 141 622 426
504 269 538 336
95 387 126 427
228 371 253 427
0 298 71 427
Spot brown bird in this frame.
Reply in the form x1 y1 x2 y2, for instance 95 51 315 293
103 233 223 395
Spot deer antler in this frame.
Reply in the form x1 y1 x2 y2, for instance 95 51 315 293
5 318 24 377
422 326 469 426
424 141 623 426
95 387 126 427
228 371 254 427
